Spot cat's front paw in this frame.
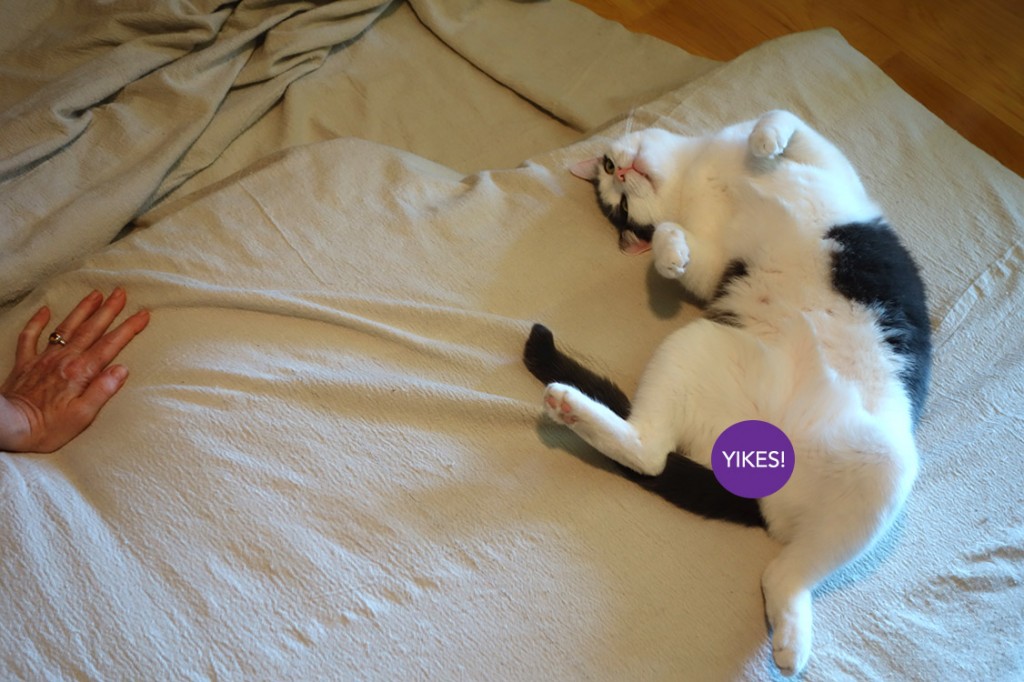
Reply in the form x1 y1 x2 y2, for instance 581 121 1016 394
750 126 787 159
653 223 690 279
749 110 799 159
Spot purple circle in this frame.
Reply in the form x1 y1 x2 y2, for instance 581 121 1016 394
711 420 795 498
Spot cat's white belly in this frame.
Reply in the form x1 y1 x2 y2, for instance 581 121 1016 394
803 299 907 419
751 300 919 542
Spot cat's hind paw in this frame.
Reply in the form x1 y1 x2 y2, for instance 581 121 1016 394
543 383 582 426
767 601 812 677
773 636 811 678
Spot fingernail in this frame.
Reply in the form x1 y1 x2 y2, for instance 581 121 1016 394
111 366 129 382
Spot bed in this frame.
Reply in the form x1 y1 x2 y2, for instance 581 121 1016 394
2 1 1022 679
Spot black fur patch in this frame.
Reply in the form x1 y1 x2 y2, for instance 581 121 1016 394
591 184 655 246
523 324 631 420
826 219 932 423
704 309 743 328
705 259 749 328
711 259 749 302
523 324 766 528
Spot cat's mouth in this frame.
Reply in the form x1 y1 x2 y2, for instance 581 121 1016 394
618 226 653 254
617 153 654 189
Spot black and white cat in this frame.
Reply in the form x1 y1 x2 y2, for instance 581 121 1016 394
523 111 931 676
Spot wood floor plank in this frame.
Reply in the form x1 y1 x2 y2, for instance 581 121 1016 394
573 0 1024 177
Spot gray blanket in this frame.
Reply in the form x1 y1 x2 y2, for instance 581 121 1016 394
0 0 713 305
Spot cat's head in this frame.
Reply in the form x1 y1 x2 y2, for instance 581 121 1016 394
571 128 686 254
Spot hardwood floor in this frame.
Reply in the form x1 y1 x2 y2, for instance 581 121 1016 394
573 0 1024 177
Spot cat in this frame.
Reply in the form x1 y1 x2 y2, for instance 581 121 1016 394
522 110 931 676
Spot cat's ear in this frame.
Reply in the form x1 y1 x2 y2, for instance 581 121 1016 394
570 157 601 181
618 231 652 255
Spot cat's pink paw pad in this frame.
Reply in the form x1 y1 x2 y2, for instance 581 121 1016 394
543 384 579 425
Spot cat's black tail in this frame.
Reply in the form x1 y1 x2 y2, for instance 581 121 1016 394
523 324 632 420
523 324 766 529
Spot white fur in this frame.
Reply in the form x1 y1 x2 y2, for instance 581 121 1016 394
548 111 918 676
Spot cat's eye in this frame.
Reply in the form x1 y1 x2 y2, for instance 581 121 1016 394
619 194 629 215
602 155 615 175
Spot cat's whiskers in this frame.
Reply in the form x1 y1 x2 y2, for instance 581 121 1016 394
624 108 636 136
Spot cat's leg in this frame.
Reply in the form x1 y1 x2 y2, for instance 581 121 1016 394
540 321 717 476
760 449 916 676
542 320 736 476
651 221 729 302
749 110 802 159
760 542 817 677
749 110 859 181
543 382 675 475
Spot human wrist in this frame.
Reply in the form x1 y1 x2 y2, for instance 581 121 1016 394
0 395 31 452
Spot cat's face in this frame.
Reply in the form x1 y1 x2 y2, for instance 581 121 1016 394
572 129 686 253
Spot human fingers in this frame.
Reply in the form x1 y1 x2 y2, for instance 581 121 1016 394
14 306 50 368
65 288 128 352
48 290 104 345
83 309 150 369
67 364 130 435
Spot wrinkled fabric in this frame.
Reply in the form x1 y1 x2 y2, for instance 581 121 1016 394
1 13 1021 682
0 0 712 305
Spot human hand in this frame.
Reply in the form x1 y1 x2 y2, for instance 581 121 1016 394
0 288 150 453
